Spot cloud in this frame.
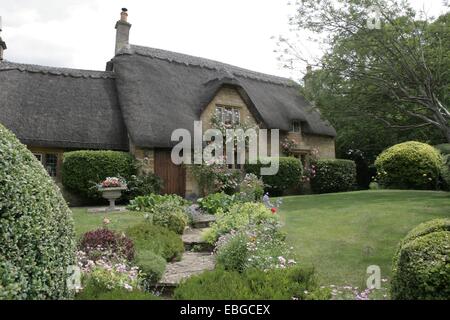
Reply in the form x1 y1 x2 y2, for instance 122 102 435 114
0 0 447 78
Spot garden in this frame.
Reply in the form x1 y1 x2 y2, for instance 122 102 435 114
1 118 449 300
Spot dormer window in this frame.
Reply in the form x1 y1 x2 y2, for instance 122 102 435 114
291 121 301 133
216 105 240 125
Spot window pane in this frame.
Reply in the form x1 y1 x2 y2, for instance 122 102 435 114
215 107 223 122
233 108 240 125
292 121 300 133
45 154 58 177
224 107 233 124
33 153 43 163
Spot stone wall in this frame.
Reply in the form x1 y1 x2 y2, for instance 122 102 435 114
302 134 336 159
200 86 258 132
130 143 155 174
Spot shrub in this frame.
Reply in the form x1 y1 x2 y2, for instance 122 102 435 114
126 173 163 199
62 150 135 199
191 163 242 195
197 192 240 214
151 202 188 234
310 159 356 193
375 141 443 190
237 173 265 202
79 228 135 262
128 194 189 234
76 285 159 300
173 266 330 300
203 202 279 244
136 250 166 285
125 223 184 261
215 222 293 272
76 277 159 300
434 143 450 155
391 219 450 300
127 194 189 212
245 157 303 196
0 123 75 299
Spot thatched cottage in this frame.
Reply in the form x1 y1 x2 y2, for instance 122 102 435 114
0 9 336 197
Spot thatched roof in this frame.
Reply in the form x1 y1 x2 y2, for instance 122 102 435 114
0 61 128 150
113 45 336 148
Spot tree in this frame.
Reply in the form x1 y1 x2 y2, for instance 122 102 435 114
280 0 450 142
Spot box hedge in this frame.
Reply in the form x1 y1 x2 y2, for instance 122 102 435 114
62 150 136 200
0 123 75 299
375 141 443 190
244 157 303 195
310 159 356 193
391 219 450 300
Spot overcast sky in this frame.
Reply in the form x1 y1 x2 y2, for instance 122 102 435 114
0 0 448 79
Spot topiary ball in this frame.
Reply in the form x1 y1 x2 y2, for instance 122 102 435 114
375 141 443 189
0 123 76 299
391 219 450 300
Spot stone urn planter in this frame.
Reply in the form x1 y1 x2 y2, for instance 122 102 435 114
98 186 127 211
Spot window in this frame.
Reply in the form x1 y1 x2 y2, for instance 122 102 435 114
215 105 240 125
291 121 301 133
45 154 58 177
33 153 43 163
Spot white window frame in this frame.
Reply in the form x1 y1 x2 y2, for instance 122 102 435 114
216 105 241 125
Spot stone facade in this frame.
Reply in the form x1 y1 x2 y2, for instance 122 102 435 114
200 86 258 131
128 87 336 197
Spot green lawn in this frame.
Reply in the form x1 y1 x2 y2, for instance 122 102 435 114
279 190 450 288
71 208 145 237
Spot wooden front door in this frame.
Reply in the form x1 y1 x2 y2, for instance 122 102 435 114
154 149 186 197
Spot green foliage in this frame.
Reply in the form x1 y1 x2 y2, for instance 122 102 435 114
197 192 240 214
127 194 189 234
127 194 188 212
238 173 265 201
125 223 184 261
0 123 75 300
174 266 330 300
62 150 135 199
375 141 444 189
75 277 159 300
126 173 163 199
216 223 292 272
310 159 356 193
203 202 278 244
290 1 450 143
391 219 450 300
135 250 166 285
245 157 303 195
434 144 450 155
191 163 242 195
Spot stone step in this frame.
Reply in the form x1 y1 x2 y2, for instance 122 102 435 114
182 227 213 252
158 252 215 288
192 213 216 228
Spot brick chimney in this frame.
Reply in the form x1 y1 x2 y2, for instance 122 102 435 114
115 8 131 55
0 17 7 61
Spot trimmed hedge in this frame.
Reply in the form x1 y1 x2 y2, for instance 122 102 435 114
391 219 450 300
0 123 75 299
62 150 135 199
244 157 303 195
310 159 356 193
375 141 443 190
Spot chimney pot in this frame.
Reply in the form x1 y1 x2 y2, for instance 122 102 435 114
120 8 128 22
